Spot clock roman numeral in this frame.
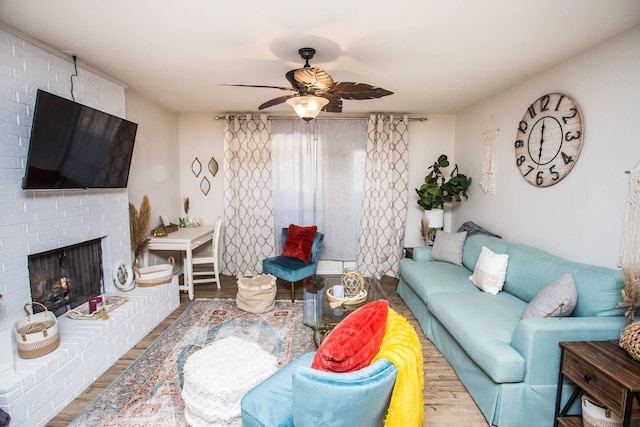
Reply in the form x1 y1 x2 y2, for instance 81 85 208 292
528 105 537 119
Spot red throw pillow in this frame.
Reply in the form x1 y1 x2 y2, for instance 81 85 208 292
311 300 389 373
281 224 317 263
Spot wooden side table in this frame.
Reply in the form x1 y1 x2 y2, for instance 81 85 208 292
555 340 640 427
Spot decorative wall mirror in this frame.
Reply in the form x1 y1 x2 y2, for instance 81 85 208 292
191 158 202 177
208 157 218 177
113 262 135 291
200 176 211 196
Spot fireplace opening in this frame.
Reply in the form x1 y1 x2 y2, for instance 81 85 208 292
28 238 104 316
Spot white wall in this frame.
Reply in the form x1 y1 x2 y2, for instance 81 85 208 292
453 26 640 268
177 114 225 225
126 91 182 229
404 115 456 248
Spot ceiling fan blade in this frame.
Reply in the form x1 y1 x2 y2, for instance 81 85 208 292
293 67 334 90
331 82 393 100
258 94 296 110
315 93 342 113
221 83 295 91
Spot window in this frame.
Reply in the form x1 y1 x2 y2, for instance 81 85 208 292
271 119 367 260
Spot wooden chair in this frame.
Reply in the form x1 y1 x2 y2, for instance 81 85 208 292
186 216 223 289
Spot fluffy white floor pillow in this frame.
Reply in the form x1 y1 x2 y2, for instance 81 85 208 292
182 336 277 427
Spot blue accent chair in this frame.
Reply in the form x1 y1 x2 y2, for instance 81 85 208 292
240 352 397 427
262 228 324 302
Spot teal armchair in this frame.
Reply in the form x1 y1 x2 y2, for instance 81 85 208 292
262 228 324 301
240 352 397 427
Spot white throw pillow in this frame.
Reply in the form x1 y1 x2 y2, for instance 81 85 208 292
522 273 577 319
430 230 467 266
469 246 509 295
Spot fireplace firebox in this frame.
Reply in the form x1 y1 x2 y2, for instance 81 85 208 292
28 239 104 316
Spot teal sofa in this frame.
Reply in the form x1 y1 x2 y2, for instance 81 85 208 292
397 234 626 427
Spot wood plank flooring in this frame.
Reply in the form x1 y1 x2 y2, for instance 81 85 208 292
48 275 489 427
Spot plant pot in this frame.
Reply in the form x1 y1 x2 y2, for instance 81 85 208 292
424 208 444 229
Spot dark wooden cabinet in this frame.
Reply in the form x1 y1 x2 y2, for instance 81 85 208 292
555 340 640 427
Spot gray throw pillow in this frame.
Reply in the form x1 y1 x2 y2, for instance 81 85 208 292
522 273 577 319
430 230 467 266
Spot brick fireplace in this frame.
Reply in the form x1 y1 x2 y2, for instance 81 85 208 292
0 28 180 426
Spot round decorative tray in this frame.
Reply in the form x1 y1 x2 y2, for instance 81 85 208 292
326 286 368 306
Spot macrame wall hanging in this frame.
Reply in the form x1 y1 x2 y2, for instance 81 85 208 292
480 118 499 195
620 161 640 267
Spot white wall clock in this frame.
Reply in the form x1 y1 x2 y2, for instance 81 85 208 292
514 93 583 187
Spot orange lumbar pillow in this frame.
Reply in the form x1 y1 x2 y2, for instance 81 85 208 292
311 300 389 373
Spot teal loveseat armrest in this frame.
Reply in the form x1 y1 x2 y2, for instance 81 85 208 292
292 358 397 426
411 246 432 262
241 352 397 427
511 316 626 385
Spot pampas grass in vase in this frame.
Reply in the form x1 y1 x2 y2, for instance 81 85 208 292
619 263 640 325
129 195 151 266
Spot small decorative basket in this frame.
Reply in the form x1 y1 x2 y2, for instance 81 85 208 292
619 321 640 361
134 257 175 287
341 271 364 297
236 274 277 313
582 394 622 427
13 302 60 359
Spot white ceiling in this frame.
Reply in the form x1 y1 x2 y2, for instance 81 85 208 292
1 0 639 115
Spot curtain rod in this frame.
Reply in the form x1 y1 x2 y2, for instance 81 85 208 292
214 114 427 122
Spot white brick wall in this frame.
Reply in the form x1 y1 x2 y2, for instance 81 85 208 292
0 28 180 426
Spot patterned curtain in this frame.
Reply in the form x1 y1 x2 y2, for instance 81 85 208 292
222 114 275 277
357 114 409 279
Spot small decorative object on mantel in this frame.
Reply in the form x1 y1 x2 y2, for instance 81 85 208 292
65 295 128 320
191 157 202 177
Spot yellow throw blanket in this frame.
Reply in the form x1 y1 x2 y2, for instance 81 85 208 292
372 307 424 427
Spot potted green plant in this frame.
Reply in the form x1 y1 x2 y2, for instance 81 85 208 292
416 154 472 242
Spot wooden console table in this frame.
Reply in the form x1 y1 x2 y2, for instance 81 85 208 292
555 340 640 427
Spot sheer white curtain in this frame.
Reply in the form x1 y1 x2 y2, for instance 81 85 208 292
271 119 367 260
357 114 409 279
222 114 275 277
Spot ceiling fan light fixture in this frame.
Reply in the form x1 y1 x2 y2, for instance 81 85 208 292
286 95 329 121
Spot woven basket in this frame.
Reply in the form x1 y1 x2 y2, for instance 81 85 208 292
582 394 622 427
13 302 60 359
236 274 277 314
134 257 175 287
619 321 640 361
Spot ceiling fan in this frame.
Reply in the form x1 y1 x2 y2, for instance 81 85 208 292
224 47 394 120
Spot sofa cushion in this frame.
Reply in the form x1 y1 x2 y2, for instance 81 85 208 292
522 273 577 319
311 300 388 373
431 230 467 265
399 257 479 305
504 244 624 316
462 234 510 272
469 246 509 295
428 291 527 383
281 224 317 262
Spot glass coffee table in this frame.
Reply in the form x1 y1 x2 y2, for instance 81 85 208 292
303 274 388 347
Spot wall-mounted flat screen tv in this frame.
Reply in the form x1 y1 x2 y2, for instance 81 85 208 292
23 89 138 190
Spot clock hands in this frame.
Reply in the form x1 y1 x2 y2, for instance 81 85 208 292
537 119 545 168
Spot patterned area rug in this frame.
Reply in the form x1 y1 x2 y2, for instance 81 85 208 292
69 299 315 426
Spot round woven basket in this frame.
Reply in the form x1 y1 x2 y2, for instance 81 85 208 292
236 274 277 314
619 321 640 361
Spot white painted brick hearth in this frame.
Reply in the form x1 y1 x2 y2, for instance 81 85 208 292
0 28 180 426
